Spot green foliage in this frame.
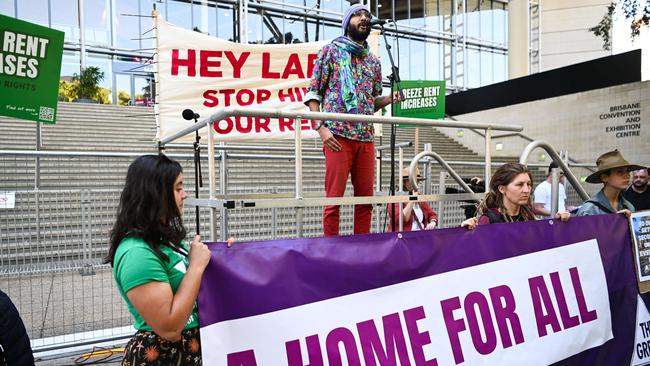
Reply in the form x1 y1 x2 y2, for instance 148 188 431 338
591 1 650 51
118 91 131 106
58 80 77 102
72 66 105 100
58 78 111 104
624 0 650 37
590 2 616 50
96 87 111 104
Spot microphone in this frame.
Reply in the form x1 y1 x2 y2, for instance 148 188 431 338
182 109 199 121
369 18 391 26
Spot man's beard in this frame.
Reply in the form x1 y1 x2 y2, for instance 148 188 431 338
633 179 648 188
347 24 370 42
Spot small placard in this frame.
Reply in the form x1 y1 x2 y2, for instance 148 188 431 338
393 80 445 127
630 210 650 293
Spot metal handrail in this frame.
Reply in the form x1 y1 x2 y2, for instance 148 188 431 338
164 143 323 153
446 114 597 173
408 151 475 195
158 108 523 145
519 140 590 201
158 108 523 240
0 150 596 169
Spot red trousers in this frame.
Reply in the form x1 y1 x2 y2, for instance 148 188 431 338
323 135 375 236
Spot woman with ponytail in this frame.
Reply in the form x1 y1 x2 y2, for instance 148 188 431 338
462 162 570 229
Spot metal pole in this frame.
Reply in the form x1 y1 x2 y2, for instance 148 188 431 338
207 125 217 241
519 140 589 201
78 0 86 70
35 121 41 245
219 141 228 241
462 0 468 90
239 0 248 43
272 187 278 239
398 147 404 232
423 143 432 195
484 128 492 187
451 0 457 86
79 189 94 275
294 120 304 238
438 171 446 228
409 151 474 194
375 147 381 233
550 167 559 217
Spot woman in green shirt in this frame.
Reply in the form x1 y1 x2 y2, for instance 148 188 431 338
105 154 212 365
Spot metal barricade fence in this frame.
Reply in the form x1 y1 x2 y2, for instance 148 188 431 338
0 147 597 352
0 152 212 352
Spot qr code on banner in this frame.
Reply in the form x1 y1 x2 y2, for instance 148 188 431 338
39 106 54 122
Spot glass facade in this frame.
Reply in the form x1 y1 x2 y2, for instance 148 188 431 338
1 0 508 104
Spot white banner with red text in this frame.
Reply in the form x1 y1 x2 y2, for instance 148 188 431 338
155 16 381 142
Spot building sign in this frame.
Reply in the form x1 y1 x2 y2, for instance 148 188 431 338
198 214 648 365
393 80 445 127
600 102 642 139
0 14 64 124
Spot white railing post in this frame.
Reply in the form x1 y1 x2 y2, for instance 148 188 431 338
294 120 304 237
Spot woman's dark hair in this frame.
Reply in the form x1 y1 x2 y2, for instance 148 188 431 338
477 162 536 221
105 154 186 266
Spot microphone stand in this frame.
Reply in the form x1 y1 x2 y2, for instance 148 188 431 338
379 23 404 232
192 117 203 236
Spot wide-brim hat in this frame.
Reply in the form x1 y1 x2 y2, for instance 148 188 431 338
401 167 425 181
585 149 645 183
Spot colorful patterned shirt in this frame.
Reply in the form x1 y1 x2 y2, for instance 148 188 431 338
304 42 382 142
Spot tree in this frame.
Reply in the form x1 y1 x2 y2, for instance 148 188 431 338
591 0 650 50
621 0 650 37
72 66 105 101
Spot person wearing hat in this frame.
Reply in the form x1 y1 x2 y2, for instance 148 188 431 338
304 4 399 236
575 150 643 216
387 168 439 232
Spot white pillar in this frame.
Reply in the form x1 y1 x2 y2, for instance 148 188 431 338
508 0 529 79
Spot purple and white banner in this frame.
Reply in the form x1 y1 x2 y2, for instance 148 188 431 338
198 214 650 365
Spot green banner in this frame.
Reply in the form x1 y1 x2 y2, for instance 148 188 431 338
0 14 64 124
393 80 445 127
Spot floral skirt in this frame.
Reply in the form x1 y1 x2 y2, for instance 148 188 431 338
121 327 202 366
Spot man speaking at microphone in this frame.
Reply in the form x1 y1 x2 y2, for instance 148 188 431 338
304 4 398 236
